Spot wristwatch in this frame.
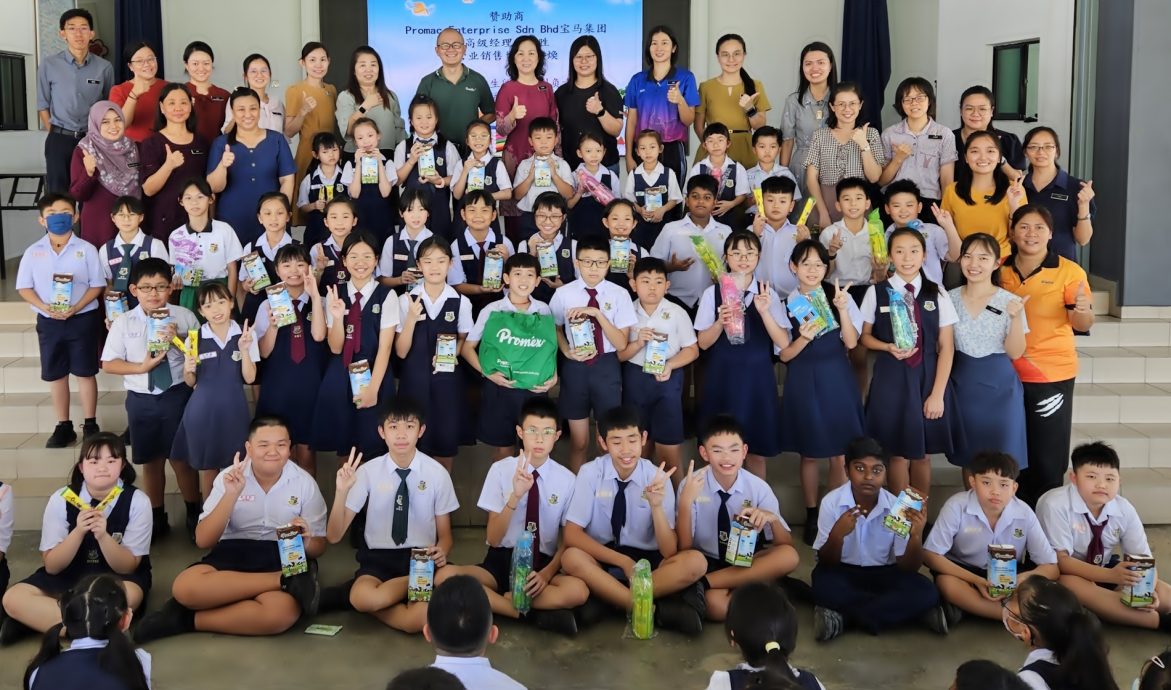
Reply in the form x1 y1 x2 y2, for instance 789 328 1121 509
358 106 367 114
745 107 758 118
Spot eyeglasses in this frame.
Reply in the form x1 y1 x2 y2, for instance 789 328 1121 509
1025 144 1057 153
523 427 557 438
535 213 564 223
130 57 157 66
247 68 271 76
112 212 140 220
962 105 992 114
437 42 465 51
727 251 759 260
578 259 608 268
136 285 169 294
834 101 861 109
901 95 927 105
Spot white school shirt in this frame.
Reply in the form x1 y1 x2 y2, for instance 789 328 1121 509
253 290 312 340
446 229 517 286
295 165 342 208
694 280 788 355
758 220 802 296
200 459 328 540
397 284 473 333
345 452 458 549
378 227 434 278
859 273 959 327
432 656 527 690
705 663 827 690
686 156 750 197
0 483 13 553
744 162 802 211
819 220 873 286
678 468 785 560
781 288 864 339
1018 648 1059 690
517 231 571 261
923 490 1058 569
199 321 260 363
240 231 295 266
549 279 638 354
340 157 399 187
468 296 552 342
885 222 950 286
811 483 907 566
514 155 575 212
16 234 106 317
323 280 401 330
97 231 169 281
573 162 622 200
564 455 676 551
449 151 513 192
622 162 683 205
39 480 153 556
1036 483 1151 563
168 221 246 281
29 638 153 689
627 299 696 367
101 305 200 394
478 455 576 556
393 137 461 185
650 215 733 308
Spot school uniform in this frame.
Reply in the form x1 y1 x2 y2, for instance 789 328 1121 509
549 279 637 421
705 662 824 690
450 153 512 236
778 284 866 458
469 296 554 447
28 637 152 690
744 162 802 219
396 285 473 458
923 490 1058 575
198 460 327 573
818 221 874 306
432 656 527 690
239 232 297 323
688 157 750 228
517 232 575 305
650 215 733 311
860 274 965 459
341 156 398 250
694 280 786 457
680 468 785 573
569 164 621 242
312 235 348 295
311 280 400 458
624 163 683 249
447 228 517 318
17 234 105 382
167 220 246 313
565 455 677 570
477 456 576 592
22 481 152 596
1018 648 1062 690
394 134 461 241
602 237 644 297
515 154 575 238
885 222 950 286
378 227 434 290
170 322 260 471
102 305 199 464
1036 484 1150 567
254 292 328 446
345 452 458 581
0 481 12 593
98 231 169 309
623 299 695 445
296 165 346 249
810 483 939 633
758 220 803 297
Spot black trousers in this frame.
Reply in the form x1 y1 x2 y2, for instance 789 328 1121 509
45 129 84 194
1017 378 1076 506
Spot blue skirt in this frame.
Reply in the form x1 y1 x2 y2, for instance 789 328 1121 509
778 334 865 458
865 354 965 460
699 348 781 457
256 361 326 446
948 351 1028 469
311 357 394 457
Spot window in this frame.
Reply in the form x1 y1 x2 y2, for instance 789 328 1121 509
992 40 1039 122
0 52 28 131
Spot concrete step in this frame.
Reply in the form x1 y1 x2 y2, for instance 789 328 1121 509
1079 316 1171 348
0 356 123 393
1077 347 1171 384
0 391 128 433
1073 383 1171 424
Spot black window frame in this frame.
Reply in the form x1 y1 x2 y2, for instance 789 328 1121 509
0 51 28 131
991 39 1039 122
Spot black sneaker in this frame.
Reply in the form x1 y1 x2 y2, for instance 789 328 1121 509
922 604 949 635
45 422 76 448
655 595 703 636
319 580 355 614
679 578 708 620
133 598 195 644
152 513 171 541
573 596 611 629
0 615 34 647
527 608 578 636
802 518 818 547
942 601 964 628
813 605 845 642
81 421 100 440
184 504 200 545
281 560 320 616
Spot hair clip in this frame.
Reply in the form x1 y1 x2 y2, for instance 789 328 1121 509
763 641 781 653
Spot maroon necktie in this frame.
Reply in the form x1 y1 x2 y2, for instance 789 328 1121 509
290 300 306 364
525 469 541 552
342 292 363 367
903 283 923 367
1085 515 1109 565
478 241 489 279
585 287 604 365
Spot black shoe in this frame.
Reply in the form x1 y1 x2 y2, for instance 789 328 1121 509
319 580 355 614
152 513 171 541
281 560 320 616
81 421 100 440
45 422 76 448
813 605 845 642
779 575 814 604
802 518 818 547
655 595 703 636
679 579 707 620
184 504 200 545
573 596 610 629
527 608 578 636
133 598 195 644
942 601 964 628
0 616 34 646
922 604 949 635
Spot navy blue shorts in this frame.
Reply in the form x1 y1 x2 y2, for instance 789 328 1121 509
355 547 413 582
479 545 554 593
604 544 664 583
22 562 152 596
36 310 100 381
199 539 282 573
477 381 542 448
622 363 685 444
127 384 191 465
559 353 621 421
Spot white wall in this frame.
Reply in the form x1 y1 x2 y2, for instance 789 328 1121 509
0 0 45 173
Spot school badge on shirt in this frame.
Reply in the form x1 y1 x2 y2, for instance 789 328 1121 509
417 480 427 491
548 494 559 505
924 301 936 312
373 303 381 314
1013 527 1024 539
561 249 570 258
444 311 455 322
742 499 753 509
209 244 219 253
231 350 243 361
526 521 538 533
75 250 85 259
288 495 299 506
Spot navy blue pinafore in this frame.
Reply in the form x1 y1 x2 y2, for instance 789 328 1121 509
397 293 466 458
171 330 249 471
242 238 298 324
351 158 396 252
256 296 327 446
303 168 347 249
453 156 504 236
532 236 576 305
455 230 508 319
103 239 152 309
402 134 454 242
316 241 347 295
632 168 670 248
569 169 617 242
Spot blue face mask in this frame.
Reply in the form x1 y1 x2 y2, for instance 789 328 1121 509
45 213 73 236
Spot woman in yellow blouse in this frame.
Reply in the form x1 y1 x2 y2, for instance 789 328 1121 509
941 130 1028 259
693 34 770 167
284 42 338 194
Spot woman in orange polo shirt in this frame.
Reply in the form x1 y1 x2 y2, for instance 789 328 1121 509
1000 204 1094 506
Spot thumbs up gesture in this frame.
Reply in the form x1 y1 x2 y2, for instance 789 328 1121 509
220 144 236 169
1073 281 1092 314
164 143 185 169
82 148 97 176
510 96 527 122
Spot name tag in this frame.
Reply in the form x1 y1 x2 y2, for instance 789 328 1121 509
394 254 409 261
1051 193 1070 201
210 95 226 102
879 306 890 313
595 489 614 499
696 495 711 504
985 305 1003 315
199 352 217 361
928 134 943 140
108 256 122 265
460 254 474 261
86 79 100 85
237 494 255 502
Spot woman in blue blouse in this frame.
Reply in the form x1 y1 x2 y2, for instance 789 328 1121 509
206 87 295 245
623 25 699 185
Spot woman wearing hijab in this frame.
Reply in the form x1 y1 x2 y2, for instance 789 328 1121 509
70 100 142 246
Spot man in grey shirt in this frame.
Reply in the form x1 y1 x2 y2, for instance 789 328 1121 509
36 8 113 193
415 27 496 156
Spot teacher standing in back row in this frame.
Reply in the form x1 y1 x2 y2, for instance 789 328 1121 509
624 25 699 184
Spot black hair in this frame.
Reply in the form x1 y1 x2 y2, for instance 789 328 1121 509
248 415 290 438
960 85 996 114
462 189 497 211
884 179 922 205
893 76 936 119
887 226 927 254
351 116 381 137
464 119 491 139
256 190 292 216
70 432 135 493
274 243 311 266
183 40 214 64
635 129 663 148
826 82 864 129
788 239 830 268
399 188 430 214
715 34 756 97
954 660 1030 690
407 94 440 131
1138 651 1171 690
196 281 234 306
179 176 213 200
519 396 560 426
241 53 271 79
345 46 393 114
386 667 467 690
59 8 94 30
958 233 1003 287
598 405 644 438
751 126 781 147
1015 577 1120 690
129 257 172 284
380 395 426 426
122 41 155 69
577 130 606 150
1023 126 1063 168
533 191 568 214
796 42 838 104
631 256 668 279
1011 203 1055 231
686 174 718 197
226 87 261 145
760 176 796 198
699 413 744 446
324 196 357 216
504 251 540 274
110 195 144 217
506 35 546 81
312 131 342 153
153 82 197 134
835 176 868 199
956 130 1009 205
969 450 1020 480
702 122 731 141
300 41 328 61
575 236 609 258
527 116 558 137
426 575 493 656
567 35 606 85
37 192 77 214
416 236 453 261
643 25 680 70
603 198 637 218
24 575 148 690
341 230 379 258
724 583 800 688
724 229 762 254
1071 441 1121 472
844 437 888 466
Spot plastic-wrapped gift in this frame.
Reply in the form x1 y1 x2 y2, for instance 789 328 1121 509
719 273 746 346
886 286 918 351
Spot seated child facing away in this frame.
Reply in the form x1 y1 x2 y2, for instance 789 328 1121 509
1036 441 1171 631
427 575 527 690
810 437 943 641
676 415 800 621
1132 650 1171 690
387 667 467 690
952 660 1031 690
326 397 458 634
923 451 1059 625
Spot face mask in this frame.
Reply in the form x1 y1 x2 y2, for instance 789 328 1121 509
45 213 73 236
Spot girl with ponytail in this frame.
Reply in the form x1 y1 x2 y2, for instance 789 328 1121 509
23 574 151 690
1002 577 1120 690
704 582 826 690
695 34 771 168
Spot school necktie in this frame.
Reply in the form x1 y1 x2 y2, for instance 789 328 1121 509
717 490 732 562
1085 515 1109 565
525 469 541 551
149 349 173 392
404 239 418 269
113 243 134 292
290 300 306 364
342 292 363 367
584 287 604 365
477 241 489 280
611 479 631 546
392 467 410 546
903 283 924 367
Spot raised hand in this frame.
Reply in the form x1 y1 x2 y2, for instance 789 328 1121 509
510 96 527 121
82 149 97 176
511 452 534 501
220 144 236 169
164 143 185 169
1077 180 1095 208
335 447 362 493
828 229 845 255
1005 294 1030 318
678 460 707 507
585 92 604 115
851 124 871 149
406 294 424 323
325 285 345 322
1073 281 1092 314
832 279 853 310
931 203 954 228
738 92 760 112
237 319 254 351
644 461 677 508
224 453 248 496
